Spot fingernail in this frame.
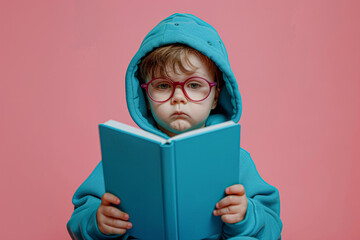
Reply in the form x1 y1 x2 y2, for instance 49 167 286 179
127 223 132 229
125 214 129 219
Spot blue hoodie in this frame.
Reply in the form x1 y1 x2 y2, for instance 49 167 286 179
67 13 282 240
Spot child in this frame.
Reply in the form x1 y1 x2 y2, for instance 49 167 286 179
67 13 283 240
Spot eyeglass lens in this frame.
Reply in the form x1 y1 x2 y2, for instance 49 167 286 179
148 78 211 102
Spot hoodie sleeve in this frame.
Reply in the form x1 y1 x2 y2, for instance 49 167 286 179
67 161 132 240
221 148 283 240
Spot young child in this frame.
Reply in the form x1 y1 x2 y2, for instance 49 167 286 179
67 13 282 240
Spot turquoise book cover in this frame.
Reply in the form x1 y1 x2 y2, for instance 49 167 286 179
99 120 241 240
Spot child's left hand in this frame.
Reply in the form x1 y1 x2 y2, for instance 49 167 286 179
213 184 248 224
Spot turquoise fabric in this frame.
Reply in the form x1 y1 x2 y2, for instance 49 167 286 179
67 13 282 239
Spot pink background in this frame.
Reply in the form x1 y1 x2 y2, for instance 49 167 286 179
1 0 359 239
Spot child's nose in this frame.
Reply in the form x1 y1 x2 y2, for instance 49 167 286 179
170 86 187 104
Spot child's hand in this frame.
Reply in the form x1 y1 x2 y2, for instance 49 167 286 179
213 184 248 224
97 193 132 235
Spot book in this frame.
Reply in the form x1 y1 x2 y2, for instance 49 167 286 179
99 120 241 240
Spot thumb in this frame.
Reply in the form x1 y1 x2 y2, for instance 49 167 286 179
101 192 120 206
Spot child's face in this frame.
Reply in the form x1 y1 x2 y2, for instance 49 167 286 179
146 54 219 137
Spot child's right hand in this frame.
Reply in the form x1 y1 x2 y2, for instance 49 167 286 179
97 192 133 235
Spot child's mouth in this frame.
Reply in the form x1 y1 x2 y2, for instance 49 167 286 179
171 111 188 118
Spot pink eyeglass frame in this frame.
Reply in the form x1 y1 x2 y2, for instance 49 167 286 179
141 76 217 103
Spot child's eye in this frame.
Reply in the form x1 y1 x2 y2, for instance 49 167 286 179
187 81 202 89
155 82 172 89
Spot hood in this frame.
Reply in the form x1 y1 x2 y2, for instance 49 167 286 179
125 13 242 139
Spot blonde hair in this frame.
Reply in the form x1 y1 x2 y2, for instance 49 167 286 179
138 43 223 88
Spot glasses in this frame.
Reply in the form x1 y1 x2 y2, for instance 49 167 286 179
141 77 217 103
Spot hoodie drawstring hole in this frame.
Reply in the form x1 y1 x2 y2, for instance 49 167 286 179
207 41 212 46
175 23 179 26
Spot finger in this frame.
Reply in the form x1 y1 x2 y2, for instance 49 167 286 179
103 206 130 220
216 195 242 209
103 217 133 230
225 184 245 196
101 192 120 206
99 224 128 235
213 205 242 216
221 213 245 224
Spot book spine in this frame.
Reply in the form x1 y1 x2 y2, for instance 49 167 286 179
161 143 178 240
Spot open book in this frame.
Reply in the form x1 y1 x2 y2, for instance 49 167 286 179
99 120 241 240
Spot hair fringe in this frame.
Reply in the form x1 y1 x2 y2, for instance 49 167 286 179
138 44 223 90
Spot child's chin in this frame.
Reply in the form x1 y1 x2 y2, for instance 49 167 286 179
169 120 191 133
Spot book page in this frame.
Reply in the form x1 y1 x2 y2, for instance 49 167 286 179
104 120 167 144
168 120 236 143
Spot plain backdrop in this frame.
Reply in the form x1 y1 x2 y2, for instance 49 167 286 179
1 0 359 239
